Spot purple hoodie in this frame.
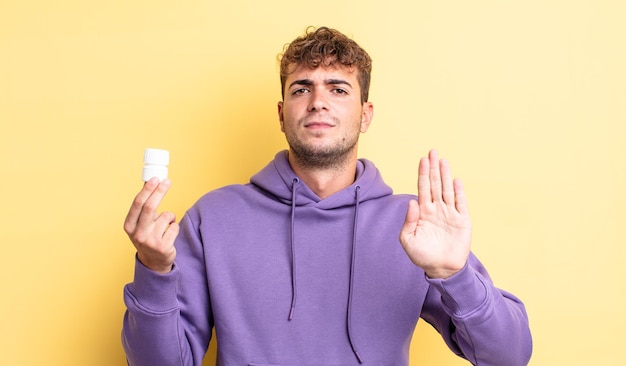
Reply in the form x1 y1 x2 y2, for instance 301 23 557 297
122 151 532 365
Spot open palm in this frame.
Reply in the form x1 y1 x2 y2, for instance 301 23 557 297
399 150 472 279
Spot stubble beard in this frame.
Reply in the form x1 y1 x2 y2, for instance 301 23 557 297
287 130 360 170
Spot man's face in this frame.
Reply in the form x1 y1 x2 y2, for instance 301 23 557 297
278 64 373 168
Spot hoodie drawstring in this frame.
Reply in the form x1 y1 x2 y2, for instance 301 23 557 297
287 181 363 363
347 185 363 363
288 178 299 321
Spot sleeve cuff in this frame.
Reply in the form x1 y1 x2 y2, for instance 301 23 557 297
425 261 489 318
126 255 179 312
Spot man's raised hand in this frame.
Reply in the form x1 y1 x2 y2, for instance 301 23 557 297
399 150 472 279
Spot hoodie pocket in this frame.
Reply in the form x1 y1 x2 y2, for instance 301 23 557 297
249 364 345 366
249 364 303 366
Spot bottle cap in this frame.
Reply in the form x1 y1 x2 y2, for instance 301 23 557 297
144 148 170 166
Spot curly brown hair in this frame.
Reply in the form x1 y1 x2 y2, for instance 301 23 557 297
279 26 372 103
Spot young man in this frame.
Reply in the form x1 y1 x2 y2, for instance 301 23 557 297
122 27 532 365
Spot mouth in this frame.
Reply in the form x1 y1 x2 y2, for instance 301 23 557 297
304 121 334 129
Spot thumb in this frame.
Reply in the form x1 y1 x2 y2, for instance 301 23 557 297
400 199 420 239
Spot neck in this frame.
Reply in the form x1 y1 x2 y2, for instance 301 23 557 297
287 150 358 199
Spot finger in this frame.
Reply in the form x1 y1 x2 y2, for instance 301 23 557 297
453 178 469 215
400 199 420 239
162 221 180 244
440 158 455 206
428 149 442 202
136 179 172 229
153 211 177 242
417 156 431 205
124 177 160 234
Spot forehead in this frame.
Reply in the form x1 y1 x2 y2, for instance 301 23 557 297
285 64 359 86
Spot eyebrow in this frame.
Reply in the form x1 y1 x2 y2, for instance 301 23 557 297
288 79 353 89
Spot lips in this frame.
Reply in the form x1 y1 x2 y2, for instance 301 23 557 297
303 116 336 128
304 121 334 128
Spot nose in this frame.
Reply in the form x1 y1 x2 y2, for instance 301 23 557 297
307 90 328 112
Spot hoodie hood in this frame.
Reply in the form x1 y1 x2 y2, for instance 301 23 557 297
250 150 393 208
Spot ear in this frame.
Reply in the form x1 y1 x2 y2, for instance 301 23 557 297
277 101 285 132
360 102 374 133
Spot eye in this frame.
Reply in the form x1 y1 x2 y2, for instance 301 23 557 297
332 88 348 95
292 88 309 95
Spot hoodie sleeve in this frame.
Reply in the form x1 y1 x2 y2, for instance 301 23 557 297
420 253 532 366
122 211 212 366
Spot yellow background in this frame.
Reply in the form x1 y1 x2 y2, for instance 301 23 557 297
1 1 624 365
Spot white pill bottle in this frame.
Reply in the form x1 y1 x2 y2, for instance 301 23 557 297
142 148 170 182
